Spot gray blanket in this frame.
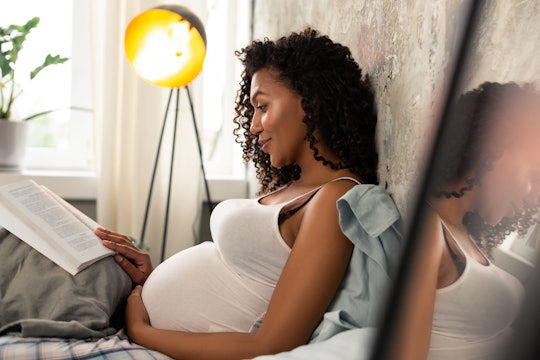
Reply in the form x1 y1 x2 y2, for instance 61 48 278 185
0 228 132 339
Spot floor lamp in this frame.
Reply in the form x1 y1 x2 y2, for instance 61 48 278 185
125 5 212 261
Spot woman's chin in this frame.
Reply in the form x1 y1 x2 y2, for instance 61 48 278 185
270 159 294 169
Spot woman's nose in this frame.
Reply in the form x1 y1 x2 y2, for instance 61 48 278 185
250 114 263 135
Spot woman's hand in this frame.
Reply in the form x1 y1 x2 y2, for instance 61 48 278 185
95 227 153 285
125 285 151 342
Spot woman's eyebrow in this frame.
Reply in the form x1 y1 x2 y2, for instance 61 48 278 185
252 90 267 98
250 90 269 103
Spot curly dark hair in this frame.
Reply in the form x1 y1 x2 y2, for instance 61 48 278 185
233 28 378 194
432 81 540 255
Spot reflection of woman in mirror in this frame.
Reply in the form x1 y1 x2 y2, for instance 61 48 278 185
390 82 540 359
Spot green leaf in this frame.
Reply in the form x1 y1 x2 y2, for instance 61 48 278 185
0 55 13 78
4 18 39 54
7 17 40 35
22 17 40 32
30 54 69 79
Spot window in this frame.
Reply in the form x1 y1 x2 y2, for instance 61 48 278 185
201 0 251 177
2 0 251 177
0 0 93 171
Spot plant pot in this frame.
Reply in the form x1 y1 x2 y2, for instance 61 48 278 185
0 120 29 171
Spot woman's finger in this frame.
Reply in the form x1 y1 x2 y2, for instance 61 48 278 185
102 239 151 285
131 285 143 297
113 254 147 285
102 239 140 257
98 228 153 285
95 228 133 247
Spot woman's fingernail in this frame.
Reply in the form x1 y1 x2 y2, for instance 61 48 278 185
114 254 124 263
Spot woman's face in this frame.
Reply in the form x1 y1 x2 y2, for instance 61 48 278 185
473 101 540 225
249 67 309 168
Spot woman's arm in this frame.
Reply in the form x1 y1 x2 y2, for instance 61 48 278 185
126 181 356 360
383 207 445 360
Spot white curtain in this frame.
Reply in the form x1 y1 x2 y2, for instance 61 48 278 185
90 0 206 265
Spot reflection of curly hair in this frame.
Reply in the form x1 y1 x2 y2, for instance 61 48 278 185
463 206 539 257
233 28 378 194
434 82 540 255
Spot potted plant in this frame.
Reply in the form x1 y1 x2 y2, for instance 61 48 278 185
0 17 68 170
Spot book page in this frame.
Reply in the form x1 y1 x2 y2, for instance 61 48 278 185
0 200 78 274
0 180 112 274
42 185 100 231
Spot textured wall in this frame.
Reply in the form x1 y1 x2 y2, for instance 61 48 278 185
252 0 540 221
460 2 540 89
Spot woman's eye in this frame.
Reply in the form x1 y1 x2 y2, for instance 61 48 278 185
257 104 267 111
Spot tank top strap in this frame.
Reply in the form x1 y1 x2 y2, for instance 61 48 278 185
330 176 362 185
439 216 490 266
260 177 360 204
426 201 469 261
283 176 361 204
439 218 468 267
277 177 361 223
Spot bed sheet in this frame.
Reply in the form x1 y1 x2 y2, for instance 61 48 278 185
0 330 172 360
0 328 375 360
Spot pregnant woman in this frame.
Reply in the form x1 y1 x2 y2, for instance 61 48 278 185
96 27 396 360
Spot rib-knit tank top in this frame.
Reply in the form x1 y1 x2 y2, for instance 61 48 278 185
142 178 357 333
428 221 524 360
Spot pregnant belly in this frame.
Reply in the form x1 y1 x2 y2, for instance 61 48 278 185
142 241 274 332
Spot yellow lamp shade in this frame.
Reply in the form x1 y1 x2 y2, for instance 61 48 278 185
125 5 206 88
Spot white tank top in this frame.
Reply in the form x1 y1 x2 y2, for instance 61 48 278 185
428 221 525 359
142 178 357 333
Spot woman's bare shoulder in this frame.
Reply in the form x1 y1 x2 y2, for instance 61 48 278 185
299 178 360 229
316 177 361 200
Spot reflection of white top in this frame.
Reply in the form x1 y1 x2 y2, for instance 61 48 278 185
428 222 525 360
142 180 351 333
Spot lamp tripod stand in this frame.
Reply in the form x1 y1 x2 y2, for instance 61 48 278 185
139 85 213 261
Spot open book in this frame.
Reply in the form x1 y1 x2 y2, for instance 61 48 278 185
0 179 113 275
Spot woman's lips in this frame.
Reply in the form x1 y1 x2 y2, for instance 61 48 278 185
259 138 271 153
